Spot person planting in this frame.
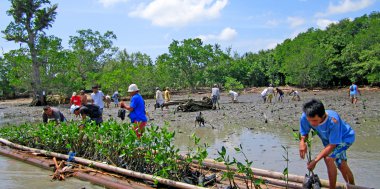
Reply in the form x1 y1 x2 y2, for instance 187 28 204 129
70 104 103 125
299 99 355 189
42 106 66 125
124 84 147 138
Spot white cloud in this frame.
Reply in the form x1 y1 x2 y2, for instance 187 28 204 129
287 17 305 28
316 0 374 17
98 0 129 7
265 19 280 27
129 0 228 27
197 27 237 42
289 28 308 39
316 18 338 29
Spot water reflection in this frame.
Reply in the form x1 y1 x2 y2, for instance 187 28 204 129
172 123 380 188
0 155 102 189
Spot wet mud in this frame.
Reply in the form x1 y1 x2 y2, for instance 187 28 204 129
1 88 379 187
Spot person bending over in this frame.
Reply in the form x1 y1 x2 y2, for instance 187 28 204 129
299 99 355 189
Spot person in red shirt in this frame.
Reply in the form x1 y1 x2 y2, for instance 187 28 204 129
70 92 81 106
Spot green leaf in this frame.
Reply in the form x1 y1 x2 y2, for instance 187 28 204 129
283 167 288 175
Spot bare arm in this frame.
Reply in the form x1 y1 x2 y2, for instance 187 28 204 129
307 144 336 171
125 106 134 112
299 135 308 159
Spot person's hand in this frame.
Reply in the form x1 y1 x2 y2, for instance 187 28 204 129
299 141 307 159
307 159 317 171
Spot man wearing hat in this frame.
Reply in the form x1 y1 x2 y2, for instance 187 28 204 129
124 84 147 138
70 104 103 125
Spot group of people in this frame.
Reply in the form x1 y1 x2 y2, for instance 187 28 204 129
209 84 239 109
154 87 171 110
43 85 106 125
260 84 300 103
42 82 362 188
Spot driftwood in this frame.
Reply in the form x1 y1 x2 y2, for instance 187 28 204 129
176 97 213 112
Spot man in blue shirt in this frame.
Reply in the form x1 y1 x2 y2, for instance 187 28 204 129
125 84 147 138
299 99 355 188
349 82 361 104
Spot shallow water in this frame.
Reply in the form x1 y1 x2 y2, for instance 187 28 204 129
0 155 102 189
0 89 379 188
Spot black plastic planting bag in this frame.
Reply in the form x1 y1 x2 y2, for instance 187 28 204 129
303 174 321 189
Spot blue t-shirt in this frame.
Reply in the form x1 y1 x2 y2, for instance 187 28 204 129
349 84 358 95
300 110 355 147
129 93 147 123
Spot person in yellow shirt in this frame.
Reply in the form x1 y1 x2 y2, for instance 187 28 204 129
164 87 171 102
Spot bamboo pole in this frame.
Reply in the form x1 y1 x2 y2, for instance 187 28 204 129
199 158 344 188
0 145 53 169
0 145 153 189
0 138 205 189
73 172 134 189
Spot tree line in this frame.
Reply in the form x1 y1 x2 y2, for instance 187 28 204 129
0 0 379 99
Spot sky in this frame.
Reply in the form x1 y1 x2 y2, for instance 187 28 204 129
0 0 379 60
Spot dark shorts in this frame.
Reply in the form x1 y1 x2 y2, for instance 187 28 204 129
212 95 218 104
90 117 103 125
329 143 352 168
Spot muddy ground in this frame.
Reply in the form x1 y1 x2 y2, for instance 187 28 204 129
0 88 379 187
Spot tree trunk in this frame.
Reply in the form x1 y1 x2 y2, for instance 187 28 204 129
29 43 45 106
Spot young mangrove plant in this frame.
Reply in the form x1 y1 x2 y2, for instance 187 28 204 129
215 146 237 188
281 145 289 189
234 144 265 189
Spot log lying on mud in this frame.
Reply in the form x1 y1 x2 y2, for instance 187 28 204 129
0 138 205 189
176 97 213 112
0 145 151 189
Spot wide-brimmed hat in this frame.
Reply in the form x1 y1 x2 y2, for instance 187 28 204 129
128 84 139 92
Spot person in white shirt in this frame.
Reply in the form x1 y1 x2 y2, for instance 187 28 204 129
155 87 164 110
229 90 238 103
211 84 220 110
266 84 274 103
91 85 105 115
261 88 268 103
289 89 301 101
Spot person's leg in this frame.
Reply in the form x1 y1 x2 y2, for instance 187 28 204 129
324 157 338 189
338 160 355 185
353 96 358 104
133 121 147 138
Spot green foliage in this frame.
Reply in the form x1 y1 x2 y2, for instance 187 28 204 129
68 29 118 90
224 76 244 92
215 145 265 189
282 145 289 189
2 0 58 98
2 9 380 97
0 121 210 184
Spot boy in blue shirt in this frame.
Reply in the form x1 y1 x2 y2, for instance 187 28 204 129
299 99 355 188
349 82 361 104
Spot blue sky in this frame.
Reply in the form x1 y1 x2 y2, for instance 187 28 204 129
1 0 379 60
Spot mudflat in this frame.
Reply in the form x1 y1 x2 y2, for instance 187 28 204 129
0 88 379 187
